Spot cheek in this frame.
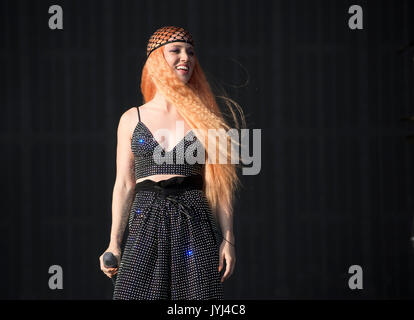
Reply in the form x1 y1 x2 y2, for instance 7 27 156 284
168 59 176 68
164 55 176 68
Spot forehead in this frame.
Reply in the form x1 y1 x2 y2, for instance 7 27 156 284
165 42 194 49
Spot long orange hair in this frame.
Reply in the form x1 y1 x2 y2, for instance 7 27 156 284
140 48 246 218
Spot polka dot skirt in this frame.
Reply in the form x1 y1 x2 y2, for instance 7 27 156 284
112 184 224 300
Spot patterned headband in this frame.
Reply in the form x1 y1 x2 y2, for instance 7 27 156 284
146 26 195 58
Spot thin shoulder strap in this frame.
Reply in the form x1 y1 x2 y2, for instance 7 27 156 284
136 106 141 122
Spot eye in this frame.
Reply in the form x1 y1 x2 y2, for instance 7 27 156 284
170 49 194 56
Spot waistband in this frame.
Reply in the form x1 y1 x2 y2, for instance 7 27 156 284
134 174 204 198
134 174 204 220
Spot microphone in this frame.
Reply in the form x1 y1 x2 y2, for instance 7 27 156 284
103 252 118 286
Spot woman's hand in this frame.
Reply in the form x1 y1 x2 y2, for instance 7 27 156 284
99 245 121 279
218 240 236 282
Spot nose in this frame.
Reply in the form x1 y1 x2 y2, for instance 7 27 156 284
179 50 190 62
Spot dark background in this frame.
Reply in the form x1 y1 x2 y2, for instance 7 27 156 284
1 0 414 299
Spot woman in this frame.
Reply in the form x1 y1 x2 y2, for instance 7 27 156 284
99 26 245 300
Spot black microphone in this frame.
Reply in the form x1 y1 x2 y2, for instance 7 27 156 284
103 252 118 286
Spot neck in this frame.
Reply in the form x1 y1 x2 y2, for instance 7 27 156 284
151 91 173 112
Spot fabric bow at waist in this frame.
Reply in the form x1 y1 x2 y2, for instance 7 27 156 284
134 174 204 219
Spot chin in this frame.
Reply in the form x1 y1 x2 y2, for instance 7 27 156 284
179 77 189 84
176 72 192 83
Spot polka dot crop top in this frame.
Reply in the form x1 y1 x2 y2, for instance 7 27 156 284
131 106 204 180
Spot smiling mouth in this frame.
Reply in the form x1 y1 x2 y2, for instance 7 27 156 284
176 68 189 75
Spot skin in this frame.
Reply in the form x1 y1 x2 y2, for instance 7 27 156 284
163 42 195 84
99 41 235 285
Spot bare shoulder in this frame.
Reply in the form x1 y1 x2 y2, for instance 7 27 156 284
136 101 154 114
134 101 158 122
123 104 152 122
118 105 144 139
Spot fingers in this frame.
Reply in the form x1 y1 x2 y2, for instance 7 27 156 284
102 266 119 278
220 257 235 283
218 252 224 273
99 254 119 278
105 268 119 278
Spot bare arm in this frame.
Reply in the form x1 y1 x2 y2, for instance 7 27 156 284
216 197 236 282
216 199 235 246
100 109 137 278
109 184 135 246
109 110 136 247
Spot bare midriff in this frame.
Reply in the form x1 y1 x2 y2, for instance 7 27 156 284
135 174 187 185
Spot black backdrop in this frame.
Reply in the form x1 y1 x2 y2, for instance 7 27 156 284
1 0 414 299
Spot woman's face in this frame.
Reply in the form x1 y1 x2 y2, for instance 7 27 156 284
163 42 195 83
